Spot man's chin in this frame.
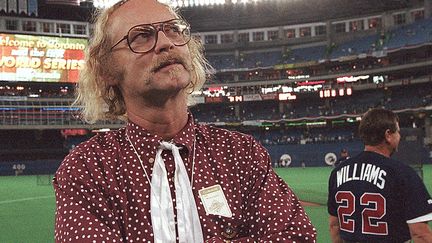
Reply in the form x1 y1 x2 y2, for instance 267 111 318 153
163 73 191 88
146 77 191 93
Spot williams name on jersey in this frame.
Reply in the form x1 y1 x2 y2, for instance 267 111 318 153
336 163 386 189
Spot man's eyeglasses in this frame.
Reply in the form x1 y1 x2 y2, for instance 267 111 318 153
110 19 191 54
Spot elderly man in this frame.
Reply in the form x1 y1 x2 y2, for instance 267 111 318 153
328 108 432 243
53 0 316 242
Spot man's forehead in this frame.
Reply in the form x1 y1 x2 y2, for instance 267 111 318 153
110 0 176 29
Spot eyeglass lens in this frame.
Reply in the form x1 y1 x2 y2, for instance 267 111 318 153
128 20 190 53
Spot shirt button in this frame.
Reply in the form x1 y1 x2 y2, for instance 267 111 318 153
148 158 154 163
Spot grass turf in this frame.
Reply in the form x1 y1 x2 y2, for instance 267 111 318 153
0 175 55 243
275 166 332 243
0 165 430 242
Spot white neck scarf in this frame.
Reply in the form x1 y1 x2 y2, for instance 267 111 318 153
151 141 203 243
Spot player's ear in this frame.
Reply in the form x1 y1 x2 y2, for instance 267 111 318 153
384 129 392 144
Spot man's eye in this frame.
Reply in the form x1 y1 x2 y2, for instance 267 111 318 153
130 29 154 42
165 25 182 33
138 31 153 38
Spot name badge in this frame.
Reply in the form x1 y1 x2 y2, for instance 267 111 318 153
198 184 232 218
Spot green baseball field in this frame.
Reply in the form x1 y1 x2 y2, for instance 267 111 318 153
0 165 431 242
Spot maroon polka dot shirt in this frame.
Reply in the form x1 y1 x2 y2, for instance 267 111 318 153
54 114 316 242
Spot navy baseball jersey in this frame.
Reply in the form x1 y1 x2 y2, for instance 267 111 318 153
328 151 432 242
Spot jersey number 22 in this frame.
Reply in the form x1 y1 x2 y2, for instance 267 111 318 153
336 191 388 235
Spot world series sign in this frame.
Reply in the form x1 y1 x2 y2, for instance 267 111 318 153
0 33 87 83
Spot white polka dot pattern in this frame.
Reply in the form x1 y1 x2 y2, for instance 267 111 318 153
53 114 317 242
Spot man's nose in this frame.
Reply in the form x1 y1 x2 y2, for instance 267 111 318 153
154 30 174 54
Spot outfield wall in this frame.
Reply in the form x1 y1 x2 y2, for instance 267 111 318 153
266 141 364 167
266 139 431 167
0 159 60 176
0 140 430 175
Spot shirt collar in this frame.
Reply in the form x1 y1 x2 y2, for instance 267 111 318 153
125 112 196 154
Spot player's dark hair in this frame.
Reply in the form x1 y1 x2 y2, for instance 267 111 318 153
359 108 399 146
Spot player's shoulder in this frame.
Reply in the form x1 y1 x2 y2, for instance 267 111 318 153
331 153 358 171
331 151 390 172
356 151 416 177
373 154 414 173
385 157 410 169
386 157 421 180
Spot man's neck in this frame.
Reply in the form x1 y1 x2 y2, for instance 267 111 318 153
364 144 392 158
126 95 189 140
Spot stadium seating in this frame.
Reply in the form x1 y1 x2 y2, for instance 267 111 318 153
206 54 236 70
205 18 432 71
191 81 432 125
286 45 327 63
238 51 282 68
329 34 379 60
385 17 432 50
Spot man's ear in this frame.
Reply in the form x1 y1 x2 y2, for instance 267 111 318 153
105 75 119 86
102 67 122 86
102 57 122 86
384 129 392 144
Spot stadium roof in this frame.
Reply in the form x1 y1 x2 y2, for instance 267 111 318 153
181 0 415 31
36 0 416 26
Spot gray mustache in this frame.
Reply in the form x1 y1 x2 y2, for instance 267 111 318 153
151 55 189 72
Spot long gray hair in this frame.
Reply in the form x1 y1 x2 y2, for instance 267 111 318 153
74 0 210 123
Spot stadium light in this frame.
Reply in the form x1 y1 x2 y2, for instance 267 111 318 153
92 0 268 8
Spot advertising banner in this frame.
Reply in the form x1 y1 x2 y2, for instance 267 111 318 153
243 94 262 102
0 33 87 83
205 96 225 103
260 93 278 100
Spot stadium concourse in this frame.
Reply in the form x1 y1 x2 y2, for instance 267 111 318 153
1 0 432 242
